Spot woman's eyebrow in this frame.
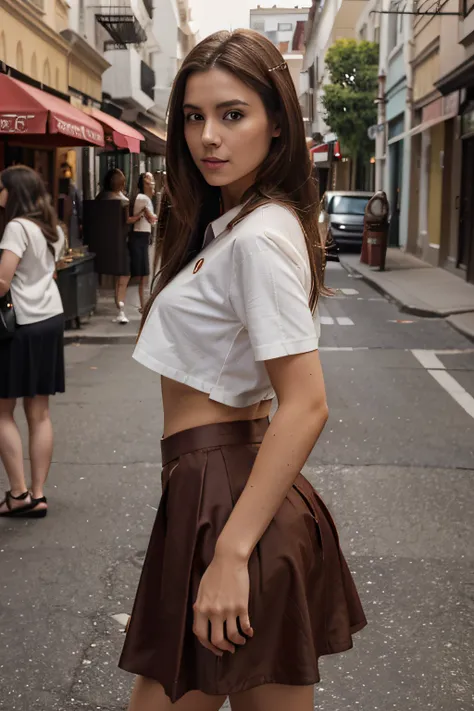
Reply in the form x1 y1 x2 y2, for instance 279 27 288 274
183 100 250 111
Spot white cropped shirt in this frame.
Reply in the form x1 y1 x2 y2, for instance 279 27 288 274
133 202 321 407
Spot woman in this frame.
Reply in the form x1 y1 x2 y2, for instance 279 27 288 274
130 172 158 312
120 30 367 711
96 169 143 324
0 166 65 518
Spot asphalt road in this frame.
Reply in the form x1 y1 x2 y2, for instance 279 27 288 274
1 261 473 711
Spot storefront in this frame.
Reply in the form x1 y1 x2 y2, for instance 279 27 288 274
435 54 474 284
459 101 474 284
0 71 105 325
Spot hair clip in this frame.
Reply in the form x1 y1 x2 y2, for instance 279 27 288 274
268 61 288 73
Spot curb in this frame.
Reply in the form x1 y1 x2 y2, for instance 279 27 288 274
339 260 442 318
64 332 138 345
447 315 474 344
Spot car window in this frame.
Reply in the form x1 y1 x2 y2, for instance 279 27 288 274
329 196 370 215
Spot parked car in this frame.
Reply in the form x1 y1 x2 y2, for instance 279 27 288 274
319 191 373 250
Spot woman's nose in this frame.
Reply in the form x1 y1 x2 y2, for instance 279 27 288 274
201 120 221 147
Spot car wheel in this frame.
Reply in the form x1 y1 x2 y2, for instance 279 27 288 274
325 230 339 262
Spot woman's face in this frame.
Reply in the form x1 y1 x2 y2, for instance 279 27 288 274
0 180 8 209
183 68 280 199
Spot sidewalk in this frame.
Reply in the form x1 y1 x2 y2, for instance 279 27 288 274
339 249 474 340
64 287 141 345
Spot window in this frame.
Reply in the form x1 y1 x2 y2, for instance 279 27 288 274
0 31 6 63
16 41 23 72
387 11 397 52
43 59 51 86
328 196 370 215
278 23 293 31
140 60 155 100
251 21 265 31
143 0 153 18
31 52 37 79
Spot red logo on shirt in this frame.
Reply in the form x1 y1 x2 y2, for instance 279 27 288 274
193 258 204 274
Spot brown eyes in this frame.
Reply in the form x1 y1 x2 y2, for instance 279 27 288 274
184 111 244 123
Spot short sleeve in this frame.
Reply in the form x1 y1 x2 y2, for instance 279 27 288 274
229 221 320 362
0 221 28 259
134 195 147 215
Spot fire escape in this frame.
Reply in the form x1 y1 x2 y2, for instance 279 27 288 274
95 1 148 51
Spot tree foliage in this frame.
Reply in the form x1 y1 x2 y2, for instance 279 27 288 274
321 39 379 161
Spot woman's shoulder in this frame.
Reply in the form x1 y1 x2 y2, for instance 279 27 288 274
233 202 307 256
4 217 40 237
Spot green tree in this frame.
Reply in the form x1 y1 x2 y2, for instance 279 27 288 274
321 38 379 186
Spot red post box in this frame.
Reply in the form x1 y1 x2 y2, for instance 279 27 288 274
361 191 389 270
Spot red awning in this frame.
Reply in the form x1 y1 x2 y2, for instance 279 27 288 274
87 107 144 153
310 143 328 154
0 74 104 147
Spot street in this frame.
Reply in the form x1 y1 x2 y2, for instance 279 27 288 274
1 261 473 711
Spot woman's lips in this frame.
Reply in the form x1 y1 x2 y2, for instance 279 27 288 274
201 158 228 170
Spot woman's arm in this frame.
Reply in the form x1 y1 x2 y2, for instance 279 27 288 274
217 350 328 560
0 250 21 297
144 206 158 224
126 213 144 225
193 349 328 656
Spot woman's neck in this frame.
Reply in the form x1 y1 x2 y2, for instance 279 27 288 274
220 172 257 214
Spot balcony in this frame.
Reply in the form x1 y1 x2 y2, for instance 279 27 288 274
95 2 147 50
103 46 155 113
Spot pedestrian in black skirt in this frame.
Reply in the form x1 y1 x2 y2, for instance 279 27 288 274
119 29 367 711
0 166 65 518
130 172 158 312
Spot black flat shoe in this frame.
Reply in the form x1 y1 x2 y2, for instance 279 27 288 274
28 495 48 519
0 490 36 517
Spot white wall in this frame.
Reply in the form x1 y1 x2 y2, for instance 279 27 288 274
153 0 180 90
250 10 308 49
103 46 155 112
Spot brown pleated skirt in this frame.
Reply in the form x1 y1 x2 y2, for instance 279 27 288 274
119 418 367 702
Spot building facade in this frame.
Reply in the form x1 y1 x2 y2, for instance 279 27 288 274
372 0 413 248
303 0 368 192
250 5 309 103
432 0 474 284
153 0 199 129
0 0 70 94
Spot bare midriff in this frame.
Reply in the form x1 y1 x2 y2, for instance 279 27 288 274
161 376 272 438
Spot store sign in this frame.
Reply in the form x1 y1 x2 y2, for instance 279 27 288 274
0 113 36 133
50 116 102 144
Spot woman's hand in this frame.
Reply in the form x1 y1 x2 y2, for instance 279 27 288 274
193 550 254 657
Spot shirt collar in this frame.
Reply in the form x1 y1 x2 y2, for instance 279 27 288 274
209 204 243 239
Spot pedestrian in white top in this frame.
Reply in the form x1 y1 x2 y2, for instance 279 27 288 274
95 168 145 324
119 29 366 711
130 172 158 312
0 165 65 519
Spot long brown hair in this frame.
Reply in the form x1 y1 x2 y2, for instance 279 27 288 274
143 29 325 327
1 165 59 254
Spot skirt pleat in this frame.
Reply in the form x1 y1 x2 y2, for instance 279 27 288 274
119 419 367 702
